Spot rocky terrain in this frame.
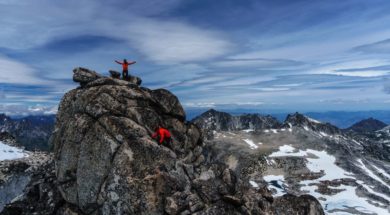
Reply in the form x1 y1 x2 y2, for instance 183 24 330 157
192 110 390 214
0 133 52 212
0 67 325 215
0 114 55 151
192 109 281 140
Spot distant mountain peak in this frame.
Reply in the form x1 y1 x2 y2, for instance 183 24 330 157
284 112 340 135
192 109 281 134
347 118 387 133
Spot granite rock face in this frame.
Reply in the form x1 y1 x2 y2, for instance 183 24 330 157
0 152 52 213
2 68 324 215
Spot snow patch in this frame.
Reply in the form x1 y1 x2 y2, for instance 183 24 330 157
271 129 278 133
269 145 307 157
307 117 321 123
249 180 259 188
266 158 275 166
263 175 286 197
242 129 254 133
303 149 353 181
352 139 362 146
0 141 27 161
371 164 390 179
303 126 309 131
243 139 258 149
319 132 328 137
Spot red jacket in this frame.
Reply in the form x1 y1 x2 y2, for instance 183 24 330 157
115 60 136 70
152 127 171 144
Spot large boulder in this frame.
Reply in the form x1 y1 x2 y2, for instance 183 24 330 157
52 68 195 214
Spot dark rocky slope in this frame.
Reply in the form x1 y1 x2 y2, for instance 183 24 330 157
346 117 387 134
192 109 281 139
0 114 55 151
1 68 324 215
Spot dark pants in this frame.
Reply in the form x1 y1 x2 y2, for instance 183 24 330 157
122 69 128 80
161 137 172 148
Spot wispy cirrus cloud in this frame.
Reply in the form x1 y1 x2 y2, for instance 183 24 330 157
384 78 390 94
212 57 307 69
353 38 390 54
0 56 44 85
124 18 233 63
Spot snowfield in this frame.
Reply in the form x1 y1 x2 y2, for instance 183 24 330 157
0 141 27 161
265 145 390 215
269 145 307 157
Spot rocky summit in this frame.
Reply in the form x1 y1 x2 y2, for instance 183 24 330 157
1 68 324 215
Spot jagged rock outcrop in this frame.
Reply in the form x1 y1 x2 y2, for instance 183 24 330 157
2 68 324 214
192 109 281 139
283 112 340 135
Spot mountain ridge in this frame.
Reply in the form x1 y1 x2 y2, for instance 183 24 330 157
0 114 55 151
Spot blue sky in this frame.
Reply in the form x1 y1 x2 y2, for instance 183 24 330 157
0 0 390 115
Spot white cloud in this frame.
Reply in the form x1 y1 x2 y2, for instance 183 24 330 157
0 104 57 116
212 58 306 69
0 56 44 84
251 87 290 92
332 71 389 77
313 59 390 77
124 18 233 63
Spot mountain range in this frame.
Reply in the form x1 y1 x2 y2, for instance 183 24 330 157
192 109 390 214
186 108 390 128
0 114 55 151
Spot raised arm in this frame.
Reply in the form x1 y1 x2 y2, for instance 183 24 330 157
115 60 123 65
129 61 136 65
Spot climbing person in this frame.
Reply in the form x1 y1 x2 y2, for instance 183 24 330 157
115 59 136 80
151 126 172 148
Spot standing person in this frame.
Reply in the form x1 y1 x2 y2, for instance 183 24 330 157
115 59 136 80
151 126 173 148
